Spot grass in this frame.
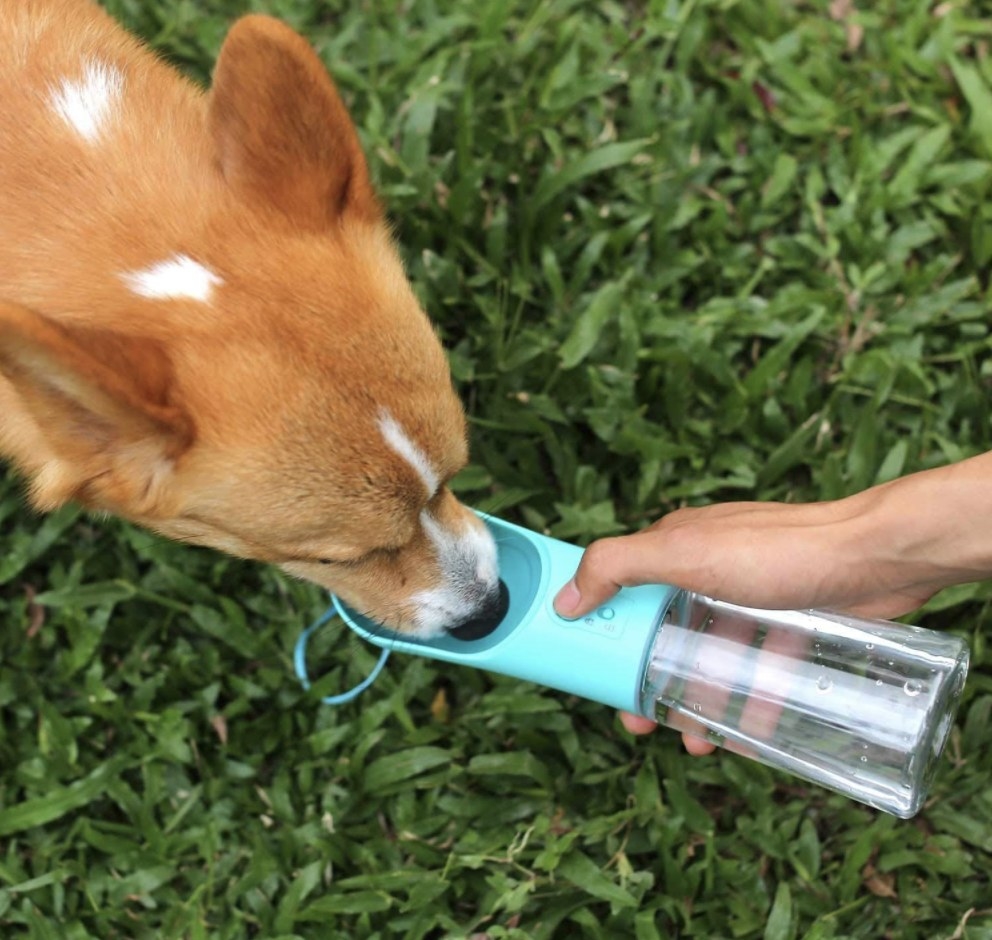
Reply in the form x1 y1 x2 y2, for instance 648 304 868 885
2 0 992 936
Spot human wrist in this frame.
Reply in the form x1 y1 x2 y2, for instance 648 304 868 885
845 455 992 592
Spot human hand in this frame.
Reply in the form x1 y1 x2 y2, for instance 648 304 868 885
552 485 968 752
554 498 940 623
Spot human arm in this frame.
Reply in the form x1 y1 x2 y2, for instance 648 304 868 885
553 450 992 749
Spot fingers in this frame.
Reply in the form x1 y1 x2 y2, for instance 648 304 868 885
683 733 717 756
619 711 717 757
733 622 806 744
619 712 657 735
553 534 659 619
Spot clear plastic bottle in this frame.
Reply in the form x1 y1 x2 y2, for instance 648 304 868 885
641 592 970 817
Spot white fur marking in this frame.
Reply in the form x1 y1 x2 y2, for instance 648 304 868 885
409 511 500 636
378 411 439 497
121 255 223 302
50 61 124 142
420 512 499 585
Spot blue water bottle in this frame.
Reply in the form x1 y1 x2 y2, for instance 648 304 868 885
319 514 969 818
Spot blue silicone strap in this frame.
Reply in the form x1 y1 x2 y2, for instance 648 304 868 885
293 603 390 705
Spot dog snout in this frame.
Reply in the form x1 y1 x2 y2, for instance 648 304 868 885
447 578 509 640
405 516 503 637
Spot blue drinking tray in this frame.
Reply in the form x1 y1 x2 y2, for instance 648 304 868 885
330 513 679 713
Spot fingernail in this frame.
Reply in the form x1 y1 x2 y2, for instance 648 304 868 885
553 579 581 618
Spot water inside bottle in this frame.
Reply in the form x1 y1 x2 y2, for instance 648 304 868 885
642 594 968 817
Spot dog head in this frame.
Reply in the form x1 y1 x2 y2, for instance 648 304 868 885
0 14 501 637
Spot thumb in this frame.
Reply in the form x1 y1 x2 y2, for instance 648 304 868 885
553 534 657 619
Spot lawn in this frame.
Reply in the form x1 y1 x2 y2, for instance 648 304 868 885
1 0 991 936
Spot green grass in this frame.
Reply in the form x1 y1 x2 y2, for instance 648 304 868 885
2 0 992 936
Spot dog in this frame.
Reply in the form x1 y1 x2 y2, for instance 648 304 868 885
0 0 503 637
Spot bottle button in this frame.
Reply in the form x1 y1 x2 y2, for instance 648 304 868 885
574 613 623 639
597 606 615 621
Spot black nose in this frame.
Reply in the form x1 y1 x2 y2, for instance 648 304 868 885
448 580 510 641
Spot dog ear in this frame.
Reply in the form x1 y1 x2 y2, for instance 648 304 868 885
0 301 192 514
208 15 380 229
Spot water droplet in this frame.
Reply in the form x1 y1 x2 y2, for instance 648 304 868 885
860 755 867 763
875 679 883 687
865 643 874 651
815 675 833 693
904 679 922 697
692 703 702 713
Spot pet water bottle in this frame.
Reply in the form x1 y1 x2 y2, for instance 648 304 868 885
313 514 970 818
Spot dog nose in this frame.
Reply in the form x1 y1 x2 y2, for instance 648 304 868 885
448 579 509 640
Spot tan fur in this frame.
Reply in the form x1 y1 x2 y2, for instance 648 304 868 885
0 1 498 634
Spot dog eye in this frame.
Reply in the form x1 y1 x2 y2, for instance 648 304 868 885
303 546 400 567
311 554 366 568
313 556 361 567
284 555 351 567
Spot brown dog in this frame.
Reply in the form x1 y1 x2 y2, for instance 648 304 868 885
0 0 501 636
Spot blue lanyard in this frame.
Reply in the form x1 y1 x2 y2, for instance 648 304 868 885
293 601 391 705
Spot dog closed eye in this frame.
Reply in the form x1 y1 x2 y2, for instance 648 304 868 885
296 546 403 568
296 555 362 568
